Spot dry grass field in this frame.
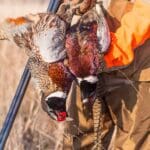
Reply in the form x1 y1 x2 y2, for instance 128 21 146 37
0 0 65 149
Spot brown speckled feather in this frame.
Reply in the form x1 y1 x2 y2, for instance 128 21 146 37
8 13 67 63
66 20 99 78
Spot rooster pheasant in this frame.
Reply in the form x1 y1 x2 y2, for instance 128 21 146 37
66 2 110 104
0 2 77 121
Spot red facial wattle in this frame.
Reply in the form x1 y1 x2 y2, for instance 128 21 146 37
57 112 67 121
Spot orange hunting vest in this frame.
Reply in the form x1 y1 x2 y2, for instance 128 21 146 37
104 0 150 69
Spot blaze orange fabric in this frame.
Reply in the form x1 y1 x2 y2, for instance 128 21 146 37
104 0 150 68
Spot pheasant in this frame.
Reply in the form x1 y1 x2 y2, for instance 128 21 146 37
66 2 110 104
0 2 77 121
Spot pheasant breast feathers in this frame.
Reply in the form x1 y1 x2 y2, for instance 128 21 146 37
48 62 73 92
66 21 99 78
